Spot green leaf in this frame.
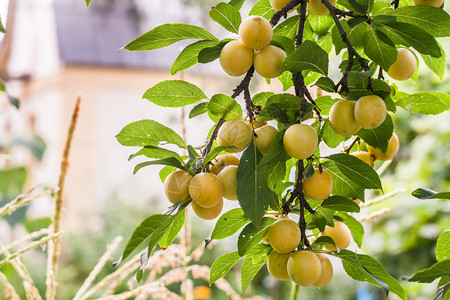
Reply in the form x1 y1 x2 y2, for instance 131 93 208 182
315 95 338 115
159 166 176 183
249 0 276 20
208 94 243 120
128 146 183 163
210 252 241 285
383 6 450 38
326 153 382 190
357 114 394 153
0 16 6 33
209 2 242 33
347 78 391 100
237 142 278 227
241 244 271 292
124 24 218 51
270 36 295 55
280 40 329 75
331 21 367 54
315 77 336 93
258 93 313 123
257 130 290 169
211 208 250 240
198 39 233 63
273 16 299 39
312 236 337 249
85 0 91 7
203 146 237 168
322 160 365 200
252 91 275 106
422 41 446 79
159 210 186 248
411 188 450 200
363 27 397 70
321 119 346 148
133 157 185 174
437 231 450 261
396 92 450 115
228 0 246 10
189 102 209 118
116 120 186 148
338 213 365 248
170 40 217 75
308 14 334 36
312 208 335 231
409 260 450 283
143 80 207 108
321 196 361 213
237 217 276 256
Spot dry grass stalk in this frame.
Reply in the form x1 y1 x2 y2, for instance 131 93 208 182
46 96 81 300
1 228 50 255
0 185 57 217
360 188 405 207
98 284 183 300
359 208 391 222
0 271 20 300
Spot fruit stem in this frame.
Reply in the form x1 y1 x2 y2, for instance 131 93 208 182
344 136 360 154
289 282 299 300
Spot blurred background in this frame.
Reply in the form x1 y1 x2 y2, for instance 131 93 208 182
0 0 448 299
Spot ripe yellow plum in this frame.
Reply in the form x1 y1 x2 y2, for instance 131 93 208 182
254 46 287 78
268 219 300 253
217 119 253 153
313 254 333 288
283 124 318 160
412 0 444 6
164 170 192 204
192 199 223 220
255 125 278 155
329 99 361 136
270 0 298 11
249 119 267 129
302 168 333 201
208 154 239 175
189 173 223 208
352 151 375 167
239 16 273 50
354 95 387 129
287 251 322 286
387 49 417 81
267 251 291 280
217 165 238 200
219 40 254 77
367 132 399 161
321 221 352 251
308 0 336 15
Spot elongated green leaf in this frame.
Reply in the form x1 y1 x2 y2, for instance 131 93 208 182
437 231 450 261
308 14 334 36
129 146 183 163
133 157 184 174
203 145 237 168
237 217 276 256
396 92 450 115
211 208 250 240
228 0 245 9
208 94 243 120
331 21 367 54
409 260 450 283
274 17 299 39
116 120 186 148
159 166 177 183
322 119 346 148
249 0 275 20
322 160 365 200
312 236 337 249
125 24 218 51
357 114 394 153
241 244 271 292
0 16 6 33
363 27 397 70
257 93 313 123
252 91 275 106
210 252 241 284
411 188 450 200
422 41 446 80
189 102 209 119
170 40 217 75
159 210 186 248
258 130 289 169
338 213 364 247
314 95 337 115
143 80 206 108
322 196 360 212
281 40 329 75
209 2 242 33
315 78 336 93
198 39 232 63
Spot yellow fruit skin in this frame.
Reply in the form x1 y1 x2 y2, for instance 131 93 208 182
367 132 399 161
217 165 238 200
283 124 318 160
354 95 387 129
217 119 253 153
302 169 333 201
352 151 375 167
192 199 223 220
209 154 239 175
270 0 298 11
164 170 192 204
254 46 287 78
268 219 301 253
220 40 254 77
287 251 322 286
255 125 278 155
387 49 417 81
249 119 267 129
189 173 223 208
313 254 333 288
322 221 352 251
412 0 444 6
239 16 273 50
308 0 336 15
329 100 361 136
267 251 291 280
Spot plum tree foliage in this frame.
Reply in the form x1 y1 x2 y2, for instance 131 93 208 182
110 0 450 297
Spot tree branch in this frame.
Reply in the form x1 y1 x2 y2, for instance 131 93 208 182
270 0 302 26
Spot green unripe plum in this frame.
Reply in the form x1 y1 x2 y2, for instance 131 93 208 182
220 40 254 77
239 16 273 50
208 154 239 175
308 0 336 15
387 49 417 81
217 119 253 153
164 170 192 204
352 151 375 167
267 251 291 280
329 99 361 136
367 132 399 161
254 46 287 78
192 199 223 220
283 124 318 160
189 173 223 208
255 125 278 155
354 95 387 129
313 254 333 288
217 165 238 200
267 219 301 253
412 0 444 6
321 221 352 251
287 251 322 286
302 168 333 201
